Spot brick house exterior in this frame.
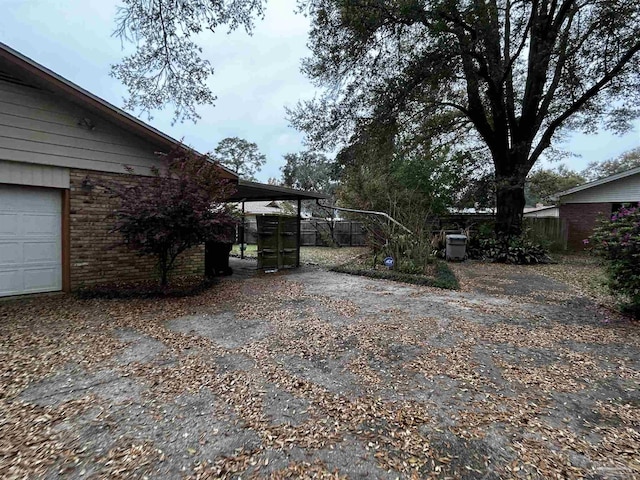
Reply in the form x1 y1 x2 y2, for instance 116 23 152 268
0 43 236 297
559 202 612 250
556 167 640 250
68 170 205 289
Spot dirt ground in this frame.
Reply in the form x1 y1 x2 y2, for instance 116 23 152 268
231 246 368 267
1 258 639 479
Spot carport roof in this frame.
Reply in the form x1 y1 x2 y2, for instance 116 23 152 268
228 179 328 202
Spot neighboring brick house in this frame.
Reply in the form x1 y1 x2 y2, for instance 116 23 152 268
556 166 640 250
0 42 237 296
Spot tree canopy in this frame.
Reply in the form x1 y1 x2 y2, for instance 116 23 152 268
214 137 267 181
112 0 640 238
281 151 340 194
111 0 266 123
526 165 586 204
337 125 469 220
583 147 640 181
288 0 640 237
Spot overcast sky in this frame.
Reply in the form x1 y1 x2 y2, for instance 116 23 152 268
2 0 639 182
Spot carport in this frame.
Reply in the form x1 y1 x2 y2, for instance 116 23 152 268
226 179 328 268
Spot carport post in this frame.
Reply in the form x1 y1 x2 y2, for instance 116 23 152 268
296 198 301 268
240 201 245 260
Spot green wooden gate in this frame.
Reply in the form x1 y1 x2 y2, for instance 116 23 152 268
256 215 299 270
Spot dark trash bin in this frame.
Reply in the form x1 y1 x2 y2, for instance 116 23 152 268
205 242 233 277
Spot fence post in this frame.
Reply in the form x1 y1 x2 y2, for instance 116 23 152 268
296 199 301 267
349 220 353 247
240 202 245 259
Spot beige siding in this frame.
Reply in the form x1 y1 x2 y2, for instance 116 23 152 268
0 159 69 188
0 80 165 175
561 173 640 204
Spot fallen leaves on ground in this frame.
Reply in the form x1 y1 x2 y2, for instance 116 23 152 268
1 259 639 479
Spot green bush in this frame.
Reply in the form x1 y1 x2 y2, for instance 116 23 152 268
431 225 550 265
467 236 550 264
382 231 433 274
332 260 459 290
466 236 541 264
589 203 640 316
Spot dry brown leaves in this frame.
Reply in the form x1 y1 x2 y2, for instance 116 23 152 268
495 350 611 393
0 318 124 399
300 247 368 268
532 256 616 307
451 393 549 439
92 440 162 478
191 448 256 479
2 265 640 479
0 396 96 479
596 400 640 427
256 361 436 473
509 436 588 479
407 345 496 392
262 460 346 480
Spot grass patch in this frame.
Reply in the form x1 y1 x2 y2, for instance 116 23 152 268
231 244 258 258
331 260 459 290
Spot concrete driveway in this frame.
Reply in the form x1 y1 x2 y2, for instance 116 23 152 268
1 261 639 479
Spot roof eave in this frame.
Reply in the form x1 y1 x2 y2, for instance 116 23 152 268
0 41 239 180
555 165 640 198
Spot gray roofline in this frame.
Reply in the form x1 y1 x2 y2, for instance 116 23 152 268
0 41 238 179
524 205 558 212
555 165 640 198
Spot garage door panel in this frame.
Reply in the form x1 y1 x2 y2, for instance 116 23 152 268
0 184 62 297
23 213 59 236
23 241 60 264
0 214 19 236
24 267 61 292
0 188 61 212
0 242 22 265
0 269 22 295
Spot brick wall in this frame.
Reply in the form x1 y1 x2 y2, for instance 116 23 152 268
560 202 612 250
69 169 204 289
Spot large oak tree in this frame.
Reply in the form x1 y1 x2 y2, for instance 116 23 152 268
289 0 640 237
113 0 640 236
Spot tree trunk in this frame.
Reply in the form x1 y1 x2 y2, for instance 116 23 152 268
159 251 169 287
494 174 526 239
160 265 168 287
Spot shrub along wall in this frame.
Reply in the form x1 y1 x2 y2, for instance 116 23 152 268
69 169 204 289
590 203 640 316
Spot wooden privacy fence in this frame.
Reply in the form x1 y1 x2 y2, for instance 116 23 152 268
241 218 367 247
523 217 568 251
300 220 367 247
245 215 567 250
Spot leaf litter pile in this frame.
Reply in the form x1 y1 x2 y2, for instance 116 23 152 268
1 261 639 479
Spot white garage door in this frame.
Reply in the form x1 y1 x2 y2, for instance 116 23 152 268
0 184 62 297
